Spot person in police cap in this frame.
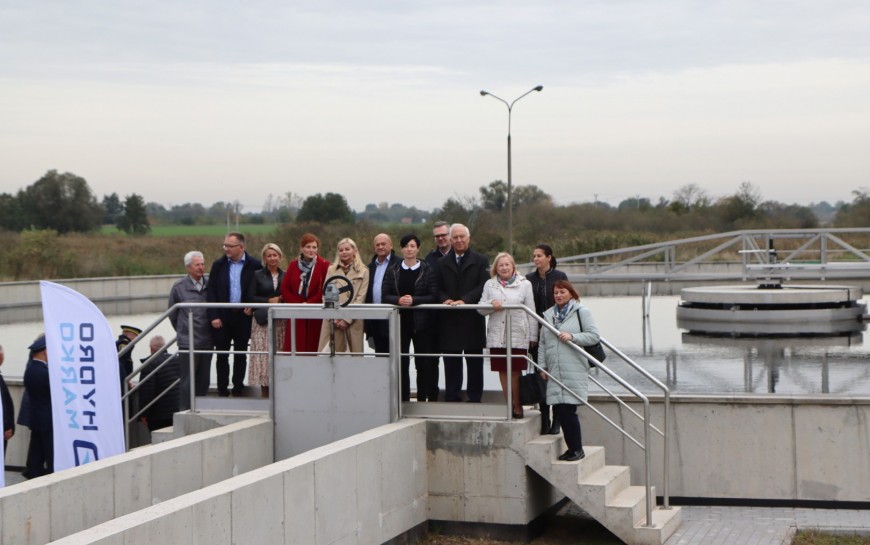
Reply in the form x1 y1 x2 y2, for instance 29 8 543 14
23 333 53 479
116 324 142 395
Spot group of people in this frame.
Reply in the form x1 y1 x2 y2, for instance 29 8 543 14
163 223 598 462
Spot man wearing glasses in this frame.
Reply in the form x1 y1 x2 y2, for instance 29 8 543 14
425 220 452 271
419 221 452 402
207 232 262 397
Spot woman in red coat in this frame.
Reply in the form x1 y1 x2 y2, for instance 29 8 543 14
281 233 330 353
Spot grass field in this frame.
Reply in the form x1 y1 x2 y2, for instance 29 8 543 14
100 223 280 237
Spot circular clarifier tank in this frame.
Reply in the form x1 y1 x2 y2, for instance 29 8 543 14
676 284 867 336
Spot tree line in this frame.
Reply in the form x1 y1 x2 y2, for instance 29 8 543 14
2 170 867 242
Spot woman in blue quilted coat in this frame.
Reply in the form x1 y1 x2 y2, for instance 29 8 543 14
538 280 599 462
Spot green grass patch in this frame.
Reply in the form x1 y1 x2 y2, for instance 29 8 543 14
100 224 280 237
793 530 870 545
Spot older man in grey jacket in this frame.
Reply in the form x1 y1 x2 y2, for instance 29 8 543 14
169 251 213 411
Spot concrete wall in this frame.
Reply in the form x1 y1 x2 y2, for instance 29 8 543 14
0 418 272 545
49 420 430 545
0 276 182 324
582 394 870 503
426 418 562 526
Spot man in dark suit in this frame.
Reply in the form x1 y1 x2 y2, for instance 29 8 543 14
435 223 490 402
364 233 400 354
207 232 262 397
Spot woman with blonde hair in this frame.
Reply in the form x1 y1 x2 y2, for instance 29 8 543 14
245 242 285 398
478 252 537 418
318 237 370 353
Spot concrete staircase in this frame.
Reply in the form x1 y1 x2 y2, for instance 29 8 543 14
523 434 682 545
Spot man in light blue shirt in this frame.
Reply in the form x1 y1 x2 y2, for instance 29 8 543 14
364 233 399 353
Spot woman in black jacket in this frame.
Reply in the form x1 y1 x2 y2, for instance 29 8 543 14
383 234 440 402
525 244 568 434
246 243 285 398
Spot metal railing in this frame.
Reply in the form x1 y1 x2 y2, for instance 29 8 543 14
523 228 870 282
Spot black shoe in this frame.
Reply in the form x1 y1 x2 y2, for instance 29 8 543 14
231 387 244 397
563 449 586 462
557 449 573 461
547 421 561 435
218 389 230 397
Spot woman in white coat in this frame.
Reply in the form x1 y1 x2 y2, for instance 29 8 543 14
479 252 537 418
538 280 600 461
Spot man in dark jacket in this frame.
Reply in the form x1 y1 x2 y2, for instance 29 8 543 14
137 335 180 432
116 324 142 397
364 233 400 354
23 334 52 479
207 232 262 397
0 344 14 458
435 223 490 402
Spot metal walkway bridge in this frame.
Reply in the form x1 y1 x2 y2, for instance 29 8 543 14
540 228 870 283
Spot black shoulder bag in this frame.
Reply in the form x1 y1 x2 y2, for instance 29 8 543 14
576 309 605 367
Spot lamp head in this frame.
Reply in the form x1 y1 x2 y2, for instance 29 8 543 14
534 85 543 92
479 90 489 96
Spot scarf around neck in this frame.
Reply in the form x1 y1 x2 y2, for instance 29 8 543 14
553 299 576 326
498 273 518 287
297 256 315 296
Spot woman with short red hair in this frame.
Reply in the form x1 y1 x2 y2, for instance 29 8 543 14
281 233 330 353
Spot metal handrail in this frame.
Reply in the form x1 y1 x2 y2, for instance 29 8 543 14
516 228 870 282
413 302 667 526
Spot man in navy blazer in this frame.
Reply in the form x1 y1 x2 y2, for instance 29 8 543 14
435 223 489 402
207 232 262 396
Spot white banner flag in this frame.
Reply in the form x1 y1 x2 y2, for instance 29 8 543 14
40 281 126 472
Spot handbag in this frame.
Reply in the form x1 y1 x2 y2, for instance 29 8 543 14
254 308 269 326
576 309 605 367
519 370 543 405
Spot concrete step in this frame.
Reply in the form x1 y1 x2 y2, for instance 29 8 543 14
630 506 683 545
522 434 683 545
576 465 631 519
150 425 175 445
606 485 651 528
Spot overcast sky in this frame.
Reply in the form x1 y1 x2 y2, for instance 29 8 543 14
2 1 869 213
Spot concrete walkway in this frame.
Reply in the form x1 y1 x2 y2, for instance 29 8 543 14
563 502 870 545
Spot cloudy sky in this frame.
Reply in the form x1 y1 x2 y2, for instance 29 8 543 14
1 1 869 212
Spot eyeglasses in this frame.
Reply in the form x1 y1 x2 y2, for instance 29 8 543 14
222 243 241 249
434 233 449 238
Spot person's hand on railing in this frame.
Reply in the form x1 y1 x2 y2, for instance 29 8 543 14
243 307 252 316
492 299 503 311
558 331 573 342
211 318 222 329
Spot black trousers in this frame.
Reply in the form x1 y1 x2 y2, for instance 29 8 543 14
213 310 252 393
178 351 213 411
24 428 54 479
554 404 583 451
443 349 483 402
399 325 438 402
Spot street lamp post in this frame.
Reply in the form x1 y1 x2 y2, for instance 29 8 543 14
480 85 543 255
